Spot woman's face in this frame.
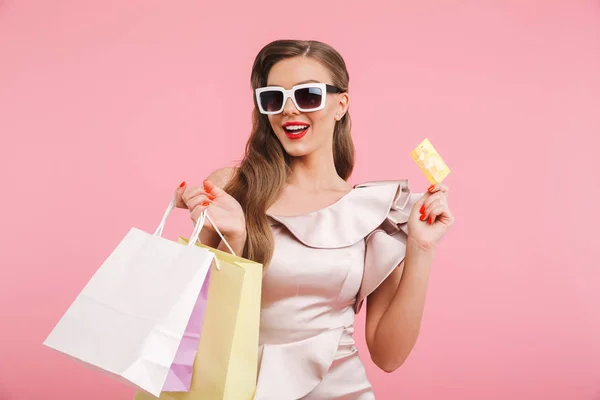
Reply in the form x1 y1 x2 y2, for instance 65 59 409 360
264 56 348 157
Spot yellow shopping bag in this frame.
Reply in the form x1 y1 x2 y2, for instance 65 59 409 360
134 239 263 400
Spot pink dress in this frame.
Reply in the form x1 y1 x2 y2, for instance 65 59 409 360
254 180 421 400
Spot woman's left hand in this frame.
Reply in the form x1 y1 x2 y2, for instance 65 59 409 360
408 183 454 250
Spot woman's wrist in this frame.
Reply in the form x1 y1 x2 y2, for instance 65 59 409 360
407 235 437 254
224 229 246 243
222 227 247 255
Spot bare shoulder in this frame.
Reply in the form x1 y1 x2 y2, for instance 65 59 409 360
206 167 237 188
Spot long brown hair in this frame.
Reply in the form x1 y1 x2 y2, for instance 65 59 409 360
224 39 355 266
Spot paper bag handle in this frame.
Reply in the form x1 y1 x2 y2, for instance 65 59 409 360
153 198 236 258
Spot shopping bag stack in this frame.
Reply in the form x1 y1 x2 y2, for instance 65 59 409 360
44 194 263 399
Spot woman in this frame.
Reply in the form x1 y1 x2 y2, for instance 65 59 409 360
175 39 453 399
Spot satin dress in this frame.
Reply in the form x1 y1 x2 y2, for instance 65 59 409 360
253 180 421 400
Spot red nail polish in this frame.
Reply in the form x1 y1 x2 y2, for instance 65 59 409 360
420 214 427 221
179 181 186 188
428 217 434 224
201 201 210 207
428 185 435 192
207 195 215 200
420 205 426 214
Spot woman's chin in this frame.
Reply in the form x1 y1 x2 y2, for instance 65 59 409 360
283 145 313 158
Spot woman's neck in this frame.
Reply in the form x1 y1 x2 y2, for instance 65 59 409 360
287 149 349 192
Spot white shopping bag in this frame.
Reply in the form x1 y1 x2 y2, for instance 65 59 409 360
44 197 216 397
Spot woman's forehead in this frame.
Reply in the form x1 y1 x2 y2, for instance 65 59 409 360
267 57 332 88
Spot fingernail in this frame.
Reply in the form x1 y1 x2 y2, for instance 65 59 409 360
201 201 211 207
420 214 427 221
420 205 426 214
428 185 435 192
179 181 186 188
428 217 434 224
207 195 216 200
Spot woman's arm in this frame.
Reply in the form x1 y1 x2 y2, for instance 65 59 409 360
365 183 453 372
365 239 435 372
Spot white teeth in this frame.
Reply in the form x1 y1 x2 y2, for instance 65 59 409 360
284 125 309 132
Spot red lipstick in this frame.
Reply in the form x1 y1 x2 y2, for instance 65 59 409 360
282 121 310 140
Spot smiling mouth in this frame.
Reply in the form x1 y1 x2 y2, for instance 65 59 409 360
283 124 310 134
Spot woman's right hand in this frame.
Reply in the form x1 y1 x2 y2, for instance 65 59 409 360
175 179 246 241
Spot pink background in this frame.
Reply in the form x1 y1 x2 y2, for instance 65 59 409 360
1 0 599 399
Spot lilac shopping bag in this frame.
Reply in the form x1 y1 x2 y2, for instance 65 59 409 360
162 266 211 392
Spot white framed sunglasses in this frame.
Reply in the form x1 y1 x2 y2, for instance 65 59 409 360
255 82 343 115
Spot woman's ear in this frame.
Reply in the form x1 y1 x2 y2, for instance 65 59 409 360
335 92 350 120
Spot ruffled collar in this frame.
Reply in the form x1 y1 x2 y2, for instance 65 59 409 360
266 180 412 249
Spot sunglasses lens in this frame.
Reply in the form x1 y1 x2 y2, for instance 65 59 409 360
295 87 323 110
259 91 284 112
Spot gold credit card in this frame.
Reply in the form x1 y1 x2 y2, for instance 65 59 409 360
411 138 450 184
